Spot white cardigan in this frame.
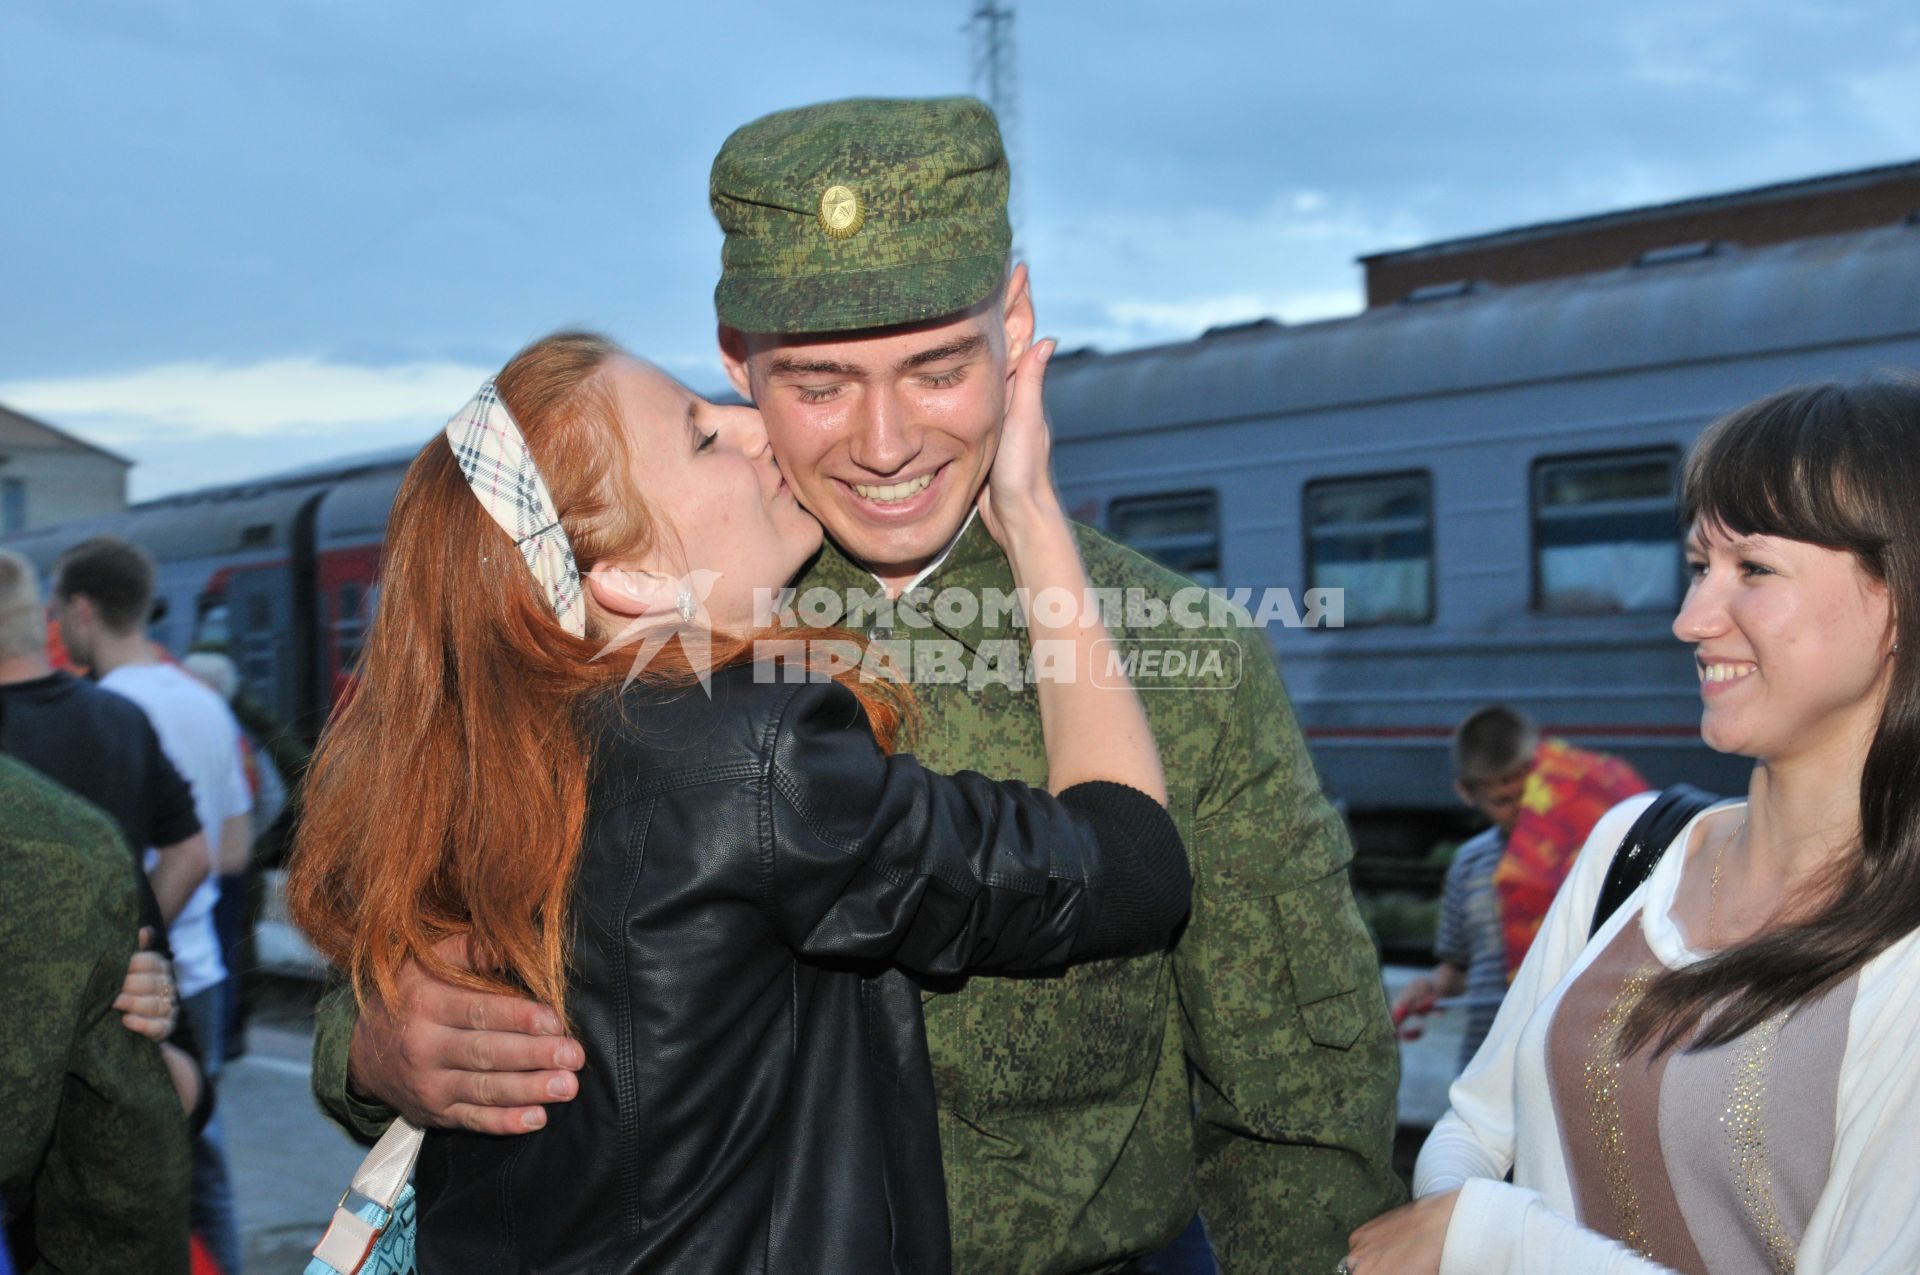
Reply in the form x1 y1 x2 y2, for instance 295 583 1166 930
1414 793 1920 1274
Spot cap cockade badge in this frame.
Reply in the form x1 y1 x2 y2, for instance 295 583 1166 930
818 184 865 239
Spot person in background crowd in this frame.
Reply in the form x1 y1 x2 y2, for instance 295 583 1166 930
1392 708 1526 1068
51 537 252 1275
301 96 1401 1274
1482 707 1648 981
1394 709 1647 1069
181 652 288 836
184 650 285 1060
1347 378 1920 1273
183 648 310 836
0 550 211 930
0 747 190 1275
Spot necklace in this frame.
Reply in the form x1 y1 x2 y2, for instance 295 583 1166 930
1708 817 1747 949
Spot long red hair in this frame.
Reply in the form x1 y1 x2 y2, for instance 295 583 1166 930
287 331 906 1023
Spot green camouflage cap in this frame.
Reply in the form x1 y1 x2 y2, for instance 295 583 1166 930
710 96 1012 334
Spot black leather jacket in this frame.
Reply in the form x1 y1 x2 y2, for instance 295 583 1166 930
415 666 1189 1275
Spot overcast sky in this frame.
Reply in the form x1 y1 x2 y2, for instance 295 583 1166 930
5 0 1918 499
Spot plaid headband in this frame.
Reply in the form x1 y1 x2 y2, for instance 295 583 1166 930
444 381 587 637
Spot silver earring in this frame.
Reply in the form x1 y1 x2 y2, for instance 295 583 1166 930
676 589 695 621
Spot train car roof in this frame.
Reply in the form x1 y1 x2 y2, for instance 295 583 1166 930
240 442 423 489
2 485 324 568
313 464 410 547
0 445 424 568
0 442 423 566
1043 222 1920 440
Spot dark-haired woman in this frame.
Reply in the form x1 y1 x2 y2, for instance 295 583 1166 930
288 332 1191 1274
1343 378 1920 1274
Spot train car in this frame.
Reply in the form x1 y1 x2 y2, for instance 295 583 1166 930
309 462 409 706
1044 219 1920 854
3 445 416 739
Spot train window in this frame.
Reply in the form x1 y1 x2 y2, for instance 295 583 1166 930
1532 450 1681 614
1107 491 1221 585
1 479 24 533
1305 473 1433 624
194 601 230 648
246 595 273 630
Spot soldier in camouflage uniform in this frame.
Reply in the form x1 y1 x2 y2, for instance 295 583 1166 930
308 97 1402 1271
0 753 191 1274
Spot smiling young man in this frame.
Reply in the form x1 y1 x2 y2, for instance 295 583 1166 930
307 97 1402 1272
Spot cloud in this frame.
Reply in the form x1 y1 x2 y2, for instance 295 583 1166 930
1846 65 1920 143
0 350 740 500
1027 188 1409 350
0 356 496 442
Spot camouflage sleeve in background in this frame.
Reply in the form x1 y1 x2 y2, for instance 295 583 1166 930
310 980 396 1143
1176 632 1407 1269
0 759 191 1275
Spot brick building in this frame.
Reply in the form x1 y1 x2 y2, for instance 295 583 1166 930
1362 158 1920 308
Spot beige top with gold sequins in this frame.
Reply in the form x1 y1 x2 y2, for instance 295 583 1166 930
1415 793 1920 1275
1546 913 1854 1274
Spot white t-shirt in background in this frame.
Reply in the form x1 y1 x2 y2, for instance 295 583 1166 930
101 662 252 999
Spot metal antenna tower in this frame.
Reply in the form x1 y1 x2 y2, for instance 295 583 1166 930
966 1 1020 242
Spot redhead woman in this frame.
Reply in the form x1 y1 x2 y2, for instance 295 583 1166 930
288 331 1190 1274
1345 379 1920 1274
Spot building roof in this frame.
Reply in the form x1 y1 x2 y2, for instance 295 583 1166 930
1360 157 1920 266
0 401 134 467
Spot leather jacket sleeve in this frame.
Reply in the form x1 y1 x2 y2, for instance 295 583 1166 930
764 680 1190 977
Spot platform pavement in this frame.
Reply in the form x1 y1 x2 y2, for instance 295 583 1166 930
223 995 365 1271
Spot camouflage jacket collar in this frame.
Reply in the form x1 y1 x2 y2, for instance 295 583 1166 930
797 514 1018 656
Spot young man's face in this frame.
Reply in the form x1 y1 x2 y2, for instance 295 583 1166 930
720 265 1034 588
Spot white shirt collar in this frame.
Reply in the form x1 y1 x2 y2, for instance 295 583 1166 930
867 507 979 597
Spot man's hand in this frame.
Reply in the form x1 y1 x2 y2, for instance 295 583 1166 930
346 937 584 1135
113 928 177 1042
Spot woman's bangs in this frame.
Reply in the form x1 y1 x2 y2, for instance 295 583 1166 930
1684 385 1871 552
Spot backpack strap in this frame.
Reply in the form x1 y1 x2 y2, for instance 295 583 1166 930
1588 784 1722 939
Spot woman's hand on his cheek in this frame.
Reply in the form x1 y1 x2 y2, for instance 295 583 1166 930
978 337 1057 545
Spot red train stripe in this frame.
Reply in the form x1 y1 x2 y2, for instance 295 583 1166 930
1304 724 1704 740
